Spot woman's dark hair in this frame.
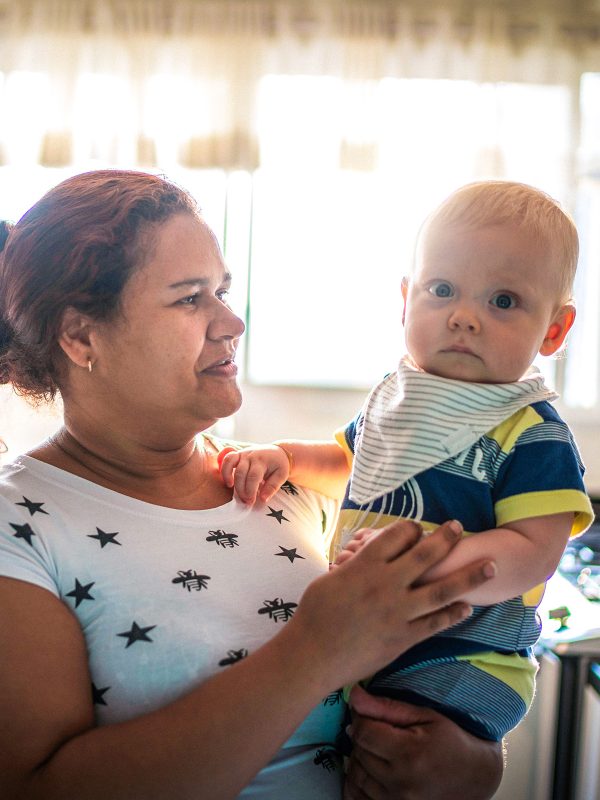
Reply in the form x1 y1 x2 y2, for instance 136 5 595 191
0 170 199 402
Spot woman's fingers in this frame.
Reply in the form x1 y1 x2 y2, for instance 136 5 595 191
408 559 497 627
390 520 465 584
293 518 497 688
350 519 424 563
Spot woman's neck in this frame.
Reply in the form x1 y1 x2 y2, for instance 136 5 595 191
29 425 233 511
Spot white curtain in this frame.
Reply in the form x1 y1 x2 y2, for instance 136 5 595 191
1 0 600 170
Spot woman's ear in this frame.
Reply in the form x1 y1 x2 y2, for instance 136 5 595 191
58 307 95 369
539 304 576 356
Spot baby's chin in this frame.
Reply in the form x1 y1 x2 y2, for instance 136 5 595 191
420 354 495 384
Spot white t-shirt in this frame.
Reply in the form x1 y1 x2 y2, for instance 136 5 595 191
0 455 345 798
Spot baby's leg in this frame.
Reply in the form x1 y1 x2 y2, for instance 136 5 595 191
366 649 538 741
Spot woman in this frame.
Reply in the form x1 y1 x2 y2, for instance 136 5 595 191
0 172 502 799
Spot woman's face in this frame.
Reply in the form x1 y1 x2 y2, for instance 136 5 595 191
91 213 245 442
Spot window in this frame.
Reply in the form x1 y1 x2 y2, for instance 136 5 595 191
1 71 598 413
247 75 571 389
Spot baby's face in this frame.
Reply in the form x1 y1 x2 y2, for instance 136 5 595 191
403 222 565 383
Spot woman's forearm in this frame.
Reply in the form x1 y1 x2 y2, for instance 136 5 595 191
26 622 333 800
9 521 494 800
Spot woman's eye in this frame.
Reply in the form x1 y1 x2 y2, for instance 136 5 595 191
491 293 516 310
428 281 454 298
179 293 199 305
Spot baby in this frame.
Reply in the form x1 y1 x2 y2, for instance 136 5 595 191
220 181 594 741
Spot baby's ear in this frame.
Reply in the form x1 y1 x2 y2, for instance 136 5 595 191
539 304 576 356
401 277 410 325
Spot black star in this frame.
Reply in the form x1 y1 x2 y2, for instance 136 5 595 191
10 522 36 546
88 528 121 548
117 621 156 648
266 507 289 524
275 545 305 563
66 579 95 608
91 682 110 706
15 496 49 516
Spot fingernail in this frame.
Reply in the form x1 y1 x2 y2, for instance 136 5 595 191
483 561 497 578
448 519 463 536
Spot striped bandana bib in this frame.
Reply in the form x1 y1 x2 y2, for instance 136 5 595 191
348 357 558 505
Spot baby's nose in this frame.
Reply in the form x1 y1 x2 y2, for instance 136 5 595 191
448 306 481 333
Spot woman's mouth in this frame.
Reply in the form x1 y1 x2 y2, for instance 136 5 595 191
201 358 238 377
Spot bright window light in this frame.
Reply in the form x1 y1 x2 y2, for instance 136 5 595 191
247 75 570 389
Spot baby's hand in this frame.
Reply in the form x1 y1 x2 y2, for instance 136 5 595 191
333 529 375 567
219 445 290 504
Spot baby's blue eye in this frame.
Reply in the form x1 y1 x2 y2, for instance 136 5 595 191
428 281 454 298
491 293 516 310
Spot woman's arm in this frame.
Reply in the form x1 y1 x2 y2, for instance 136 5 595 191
344 686 503 800
0 520 495 800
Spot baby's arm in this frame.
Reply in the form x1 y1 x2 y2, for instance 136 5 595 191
421 512 573 605
220 440 350 504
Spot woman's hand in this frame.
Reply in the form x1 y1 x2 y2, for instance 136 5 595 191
288 518 497 692
344 685 504 800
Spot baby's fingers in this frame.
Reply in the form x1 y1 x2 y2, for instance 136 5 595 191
258 467 288 503
235 460 265 504
219 450 241 488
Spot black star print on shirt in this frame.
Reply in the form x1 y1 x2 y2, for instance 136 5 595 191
91 683 110 706
66 579 95 608
10 522 36 546
117 621 156 648
266 507 289 524
15 496 49 516
88 528 121 548
275 546 305 563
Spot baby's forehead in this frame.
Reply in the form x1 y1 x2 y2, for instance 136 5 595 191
413 225 565 295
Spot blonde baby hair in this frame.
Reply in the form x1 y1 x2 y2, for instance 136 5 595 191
416 180 579 304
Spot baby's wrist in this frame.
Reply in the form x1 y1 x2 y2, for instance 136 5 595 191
273 442 294 475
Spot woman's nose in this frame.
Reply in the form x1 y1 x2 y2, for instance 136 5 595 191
448 305 480 333
209 303 246 341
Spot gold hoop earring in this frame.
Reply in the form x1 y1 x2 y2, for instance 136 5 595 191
87 358 93 373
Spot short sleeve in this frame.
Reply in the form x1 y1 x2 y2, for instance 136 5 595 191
0 494 60 596
493 417 594 536
334 411 363 465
